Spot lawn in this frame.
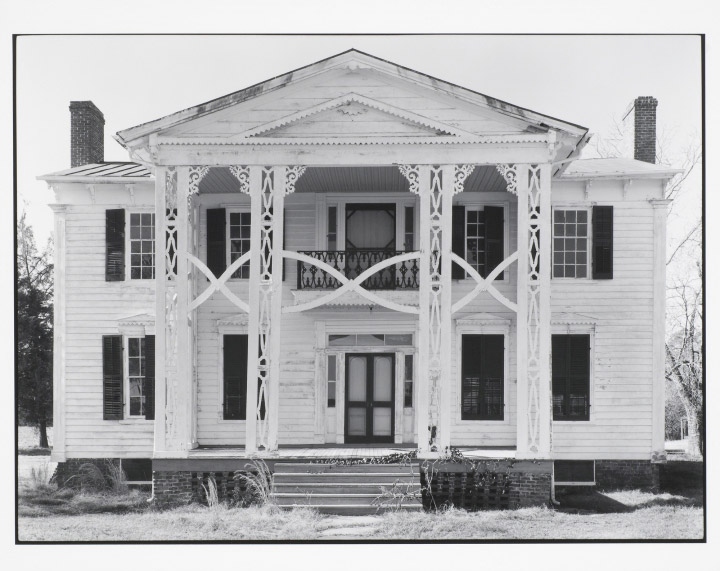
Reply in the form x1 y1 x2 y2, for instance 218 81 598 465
18 486 703 541
17 452 704 541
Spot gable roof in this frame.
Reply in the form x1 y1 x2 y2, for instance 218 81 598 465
115 49 588 154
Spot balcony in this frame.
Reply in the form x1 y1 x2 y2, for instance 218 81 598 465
296 250 420 290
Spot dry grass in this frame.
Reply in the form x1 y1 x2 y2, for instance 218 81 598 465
18 504 323 541
370 504 703 540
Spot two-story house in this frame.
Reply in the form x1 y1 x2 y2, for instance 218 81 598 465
42 50 680 510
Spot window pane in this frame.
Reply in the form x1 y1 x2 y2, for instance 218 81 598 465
577 210 587 223
576 265 587 278
554 223 564 237
553 265 564 278
386 334 413 346
554 210 565 223
329 334 356 347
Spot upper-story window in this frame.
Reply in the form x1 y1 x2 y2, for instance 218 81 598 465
228 210 251 279
552 209 589 279
129 213 155 280
451 204 505 280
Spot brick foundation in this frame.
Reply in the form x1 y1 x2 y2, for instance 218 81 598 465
152 470 194 504
423 460 552 510
594 460 659 491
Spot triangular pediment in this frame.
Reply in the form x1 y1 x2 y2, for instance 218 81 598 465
232 94 477 141
117 49 588 162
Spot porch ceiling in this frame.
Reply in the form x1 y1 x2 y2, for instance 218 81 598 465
198 164 507 194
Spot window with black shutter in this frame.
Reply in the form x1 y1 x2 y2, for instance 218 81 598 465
207 208 226 278
592 205 613 279
453 205 506 280
102 335 124 420
105 209 125 281
223 334 248 420
461 334 504 420
451 205 466 279
484 206 504 280
144 335 155 420
552 334 591 421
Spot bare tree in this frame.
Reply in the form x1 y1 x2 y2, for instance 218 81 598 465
665 262 703 456
17 212 54 448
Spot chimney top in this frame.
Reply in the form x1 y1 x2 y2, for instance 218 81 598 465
70 101 105 167
632 96 658 164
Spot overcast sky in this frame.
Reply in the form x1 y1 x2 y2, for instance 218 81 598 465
16 34 702 247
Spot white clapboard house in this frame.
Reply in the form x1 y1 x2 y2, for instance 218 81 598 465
42 50 680 509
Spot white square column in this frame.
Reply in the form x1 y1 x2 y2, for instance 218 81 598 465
153 166 195 455
515 163 552 459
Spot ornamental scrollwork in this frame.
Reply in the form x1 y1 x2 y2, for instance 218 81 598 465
453 164 475 195
398 164 421 194
285 166 307 195
496 164 518 196
229 165 251 194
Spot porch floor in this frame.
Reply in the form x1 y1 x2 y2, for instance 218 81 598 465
188 445 517 460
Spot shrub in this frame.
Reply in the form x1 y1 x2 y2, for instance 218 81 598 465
233 459 274 507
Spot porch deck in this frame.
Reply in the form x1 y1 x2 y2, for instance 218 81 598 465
187 445 517 460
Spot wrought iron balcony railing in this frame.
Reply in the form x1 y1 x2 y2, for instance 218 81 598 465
297 250 420 290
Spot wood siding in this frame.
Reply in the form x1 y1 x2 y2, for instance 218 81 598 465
56 174 663 461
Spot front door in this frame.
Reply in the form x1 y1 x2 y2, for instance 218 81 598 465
345 353 395 443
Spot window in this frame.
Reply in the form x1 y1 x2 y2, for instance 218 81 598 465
452 205 505 280
553 209 589 278
129 213 155 279
404 354 414 408
328 333 413 347
228 211 251 279
127 337 147 417
404 206 414 251
461 334 504 420
327 206 338 250
327 355 337 407
552 334 591 421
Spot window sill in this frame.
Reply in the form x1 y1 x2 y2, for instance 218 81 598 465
553 419 593 424
119 418 153 425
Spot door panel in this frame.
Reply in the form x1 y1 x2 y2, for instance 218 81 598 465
345 353 395 443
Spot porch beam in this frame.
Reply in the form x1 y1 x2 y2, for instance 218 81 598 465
153 144 554 168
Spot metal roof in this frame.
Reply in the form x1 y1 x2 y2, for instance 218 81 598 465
38 162 152 182
560 158 682 179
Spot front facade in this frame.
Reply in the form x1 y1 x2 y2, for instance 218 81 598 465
43 51 680 504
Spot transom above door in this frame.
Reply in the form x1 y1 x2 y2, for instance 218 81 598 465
345 353 395 443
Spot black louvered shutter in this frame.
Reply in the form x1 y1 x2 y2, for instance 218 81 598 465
568 335 591 420
207 208 226 278
481 335 504 420
552 335 569 420
144 335 155 420
462 334 504 420
105 209 125 281
282 210 287 281
552 334 590 421
223 334 248 420
592 205 613 279
102 335 124 420
452 205 466 279
484 206 504 280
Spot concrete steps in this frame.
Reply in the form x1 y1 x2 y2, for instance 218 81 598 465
272 462 424 515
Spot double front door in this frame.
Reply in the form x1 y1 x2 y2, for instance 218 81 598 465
345 353 395 443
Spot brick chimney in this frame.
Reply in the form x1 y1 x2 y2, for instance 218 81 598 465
632 96 658 164
70 101 104 167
